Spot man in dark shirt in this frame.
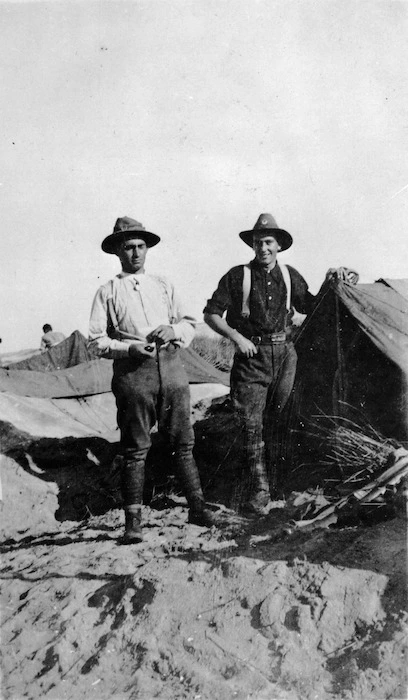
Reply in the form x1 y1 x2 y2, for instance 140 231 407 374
204 213 358 514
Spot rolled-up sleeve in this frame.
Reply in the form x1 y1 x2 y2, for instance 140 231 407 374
88 286 132 359
203 271 232 317
167 282 196 348
289 266 317 316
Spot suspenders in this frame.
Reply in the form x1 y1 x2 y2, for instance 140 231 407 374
107 279 120 336
241 263 291 318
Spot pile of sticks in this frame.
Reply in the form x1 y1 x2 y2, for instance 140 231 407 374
292 419 408 531
318 422 396 482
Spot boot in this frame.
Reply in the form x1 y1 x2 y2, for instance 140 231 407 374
120 505 143 544
120 452 146 506
188 495 218 527
242 438 272 516
242 489 271 516
174 445 218 527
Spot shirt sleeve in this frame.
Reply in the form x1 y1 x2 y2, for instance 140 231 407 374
289 266 316 315
88 285 132 359
165 280 196 348
203 270 234 317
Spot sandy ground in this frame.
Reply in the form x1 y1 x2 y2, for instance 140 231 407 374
1 393 407 700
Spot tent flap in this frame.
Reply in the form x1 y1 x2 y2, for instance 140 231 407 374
5 330 95 371
336 282 408 373
294 278 408 443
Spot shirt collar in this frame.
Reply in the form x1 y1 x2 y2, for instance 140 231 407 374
250 259 279 274
117 271 146 280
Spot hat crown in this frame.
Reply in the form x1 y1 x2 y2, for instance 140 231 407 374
253 213 279 231
102 215 160 253
238 213 293 251
113 216 146 234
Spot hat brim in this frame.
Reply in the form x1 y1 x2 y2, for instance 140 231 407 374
239 228 293 251
102 230 161 254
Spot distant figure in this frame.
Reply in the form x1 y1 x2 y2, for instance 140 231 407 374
40 324 66 351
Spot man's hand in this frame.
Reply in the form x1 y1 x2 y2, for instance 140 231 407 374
232 332 258 357
325 267 359 285
203 313 258 357
129 342 155 357
147 325 176 345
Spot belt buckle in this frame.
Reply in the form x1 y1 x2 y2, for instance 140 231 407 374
251 335 262 346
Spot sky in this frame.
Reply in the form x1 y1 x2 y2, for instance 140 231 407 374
1 0 407 352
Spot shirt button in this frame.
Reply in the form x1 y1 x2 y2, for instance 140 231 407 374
267 281 271 285
268 296 272 300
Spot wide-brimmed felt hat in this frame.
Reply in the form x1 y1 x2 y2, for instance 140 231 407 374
102 216 161 254
239 213 293 251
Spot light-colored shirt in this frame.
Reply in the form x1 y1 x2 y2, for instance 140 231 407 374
89 271 196 359
41 331 66 351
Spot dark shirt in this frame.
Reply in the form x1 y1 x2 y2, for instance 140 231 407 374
204 260 316 337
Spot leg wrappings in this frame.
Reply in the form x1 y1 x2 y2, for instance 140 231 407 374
121 452 147 507
244 432 270 495
174 445 204 506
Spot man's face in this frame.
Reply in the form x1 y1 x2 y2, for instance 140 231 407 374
116 237 148 273
253 232 281 268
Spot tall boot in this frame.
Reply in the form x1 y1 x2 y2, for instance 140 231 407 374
187 494 218 527
120 453 146 543
243 437 272 515
121 504 143 544
174 445 217 527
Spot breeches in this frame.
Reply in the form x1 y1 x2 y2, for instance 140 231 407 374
231 341 298 440
112 345 201 506
112 345 195 459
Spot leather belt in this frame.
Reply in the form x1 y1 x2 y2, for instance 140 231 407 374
250 332 287 345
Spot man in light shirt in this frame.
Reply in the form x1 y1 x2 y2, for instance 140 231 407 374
40 324 66 351
89 216 216 543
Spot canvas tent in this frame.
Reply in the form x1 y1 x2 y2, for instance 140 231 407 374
0 331 229 399
293 277 408 448
0 347 41 368
0 332 229 443
3 330 91 372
